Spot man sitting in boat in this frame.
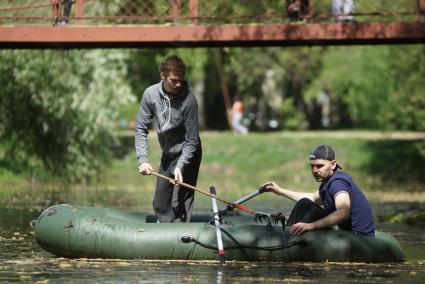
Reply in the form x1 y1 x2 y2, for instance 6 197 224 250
261 144 375 236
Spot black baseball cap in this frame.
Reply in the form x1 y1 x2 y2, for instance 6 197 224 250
309 144 342 169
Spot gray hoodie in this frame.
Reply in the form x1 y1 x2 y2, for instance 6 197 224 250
135 80 200 170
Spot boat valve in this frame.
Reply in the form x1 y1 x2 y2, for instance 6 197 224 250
29 220 37 228
179 235 193 243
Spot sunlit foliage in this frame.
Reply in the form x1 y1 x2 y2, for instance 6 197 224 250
0 50 135 181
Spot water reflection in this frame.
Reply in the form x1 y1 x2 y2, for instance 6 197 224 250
216 269 223 284
0 207 424 283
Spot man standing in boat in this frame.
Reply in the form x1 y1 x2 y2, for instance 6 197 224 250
135 55 202 223
261 144 375 236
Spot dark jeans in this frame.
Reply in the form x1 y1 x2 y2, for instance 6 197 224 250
287 198 330 226
63 0 72 18
153 146 202 223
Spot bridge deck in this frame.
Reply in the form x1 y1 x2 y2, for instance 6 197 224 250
1 0 424 48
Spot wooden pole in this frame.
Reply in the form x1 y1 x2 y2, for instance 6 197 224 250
151 171 264 215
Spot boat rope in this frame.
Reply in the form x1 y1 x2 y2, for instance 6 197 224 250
209 212 287 231
179 235 308 251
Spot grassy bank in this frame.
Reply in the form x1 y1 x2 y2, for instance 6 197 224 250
1 131 424 211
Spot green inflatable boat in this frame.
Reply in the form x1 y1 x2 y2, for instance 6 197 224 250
33 204 405 262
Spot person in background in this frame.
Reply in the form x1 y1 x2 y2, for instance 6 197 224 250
332 0 355 22
286 0 310 21
135 55 202 223
231 97 248 135
55 0 73 26
261 144 375 236
316 88 331 128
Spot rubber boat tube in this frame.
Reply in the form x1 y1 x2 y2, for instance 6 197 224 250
33 204 405 262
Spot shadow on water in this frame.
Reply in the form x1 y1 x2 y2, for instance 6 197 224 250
0 207 424 283
364 139 425 183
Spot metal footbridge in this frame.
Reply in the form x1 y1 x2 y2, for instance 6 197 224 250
0 0 424 48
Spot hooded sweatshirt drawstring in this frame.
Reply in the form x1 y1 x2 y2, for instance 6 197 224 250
135 80 200 169
159 88 171 129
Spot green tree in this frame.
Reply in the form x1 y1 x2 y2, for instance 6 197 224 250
305 45 425 130
225 47 323 130
0 50 135 181
381 45 425 131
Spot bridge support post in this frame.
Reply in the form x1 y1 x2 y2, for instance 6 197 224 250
172 0 181 23
189 0 199 24
75 0 84 24
52 0 60 23
418 0 425 19
307 0 314 21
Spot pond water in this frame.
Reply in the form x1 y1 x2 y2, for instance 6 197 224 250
1 205 424 283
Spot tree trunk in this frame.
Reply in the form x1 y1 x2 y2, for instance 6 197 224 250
193 79 205 129
214 48 233 131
